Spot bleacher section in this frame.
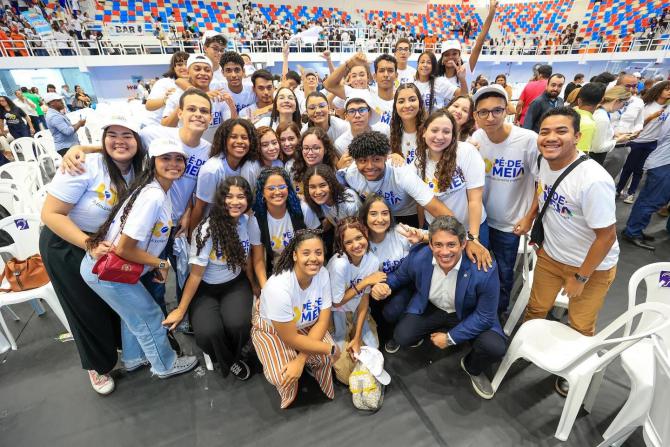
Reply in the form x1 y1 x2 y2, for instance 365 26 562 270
251 3 351 31
496 0 573 37
580 0 666 38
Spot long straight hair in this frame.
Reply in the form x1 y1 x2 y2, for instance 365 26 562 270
390 83 426 156
101 127 146 200
270 86 301 128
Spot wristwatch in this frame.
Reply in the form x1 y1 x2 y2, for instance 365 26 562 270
330 344 336 356
158 260 170 269
467 232 479 242
574 273 590 284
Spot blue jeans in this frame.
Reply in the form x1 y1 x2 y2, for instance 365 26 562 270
80 255 177 374
624 164 670 238
488 228 520 312
332 309 378 351
141 227 179 315
617 141 657 195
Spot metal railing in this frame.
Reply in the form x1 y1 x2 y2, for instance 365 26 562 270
0 35 668 58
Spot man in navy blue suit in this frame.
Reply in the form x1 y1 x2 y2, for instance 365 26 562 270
371 216 507 399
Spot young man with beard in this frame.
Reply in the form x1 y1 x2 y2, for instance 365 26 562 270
523 74 566 133
469 84 539 315
525 107 618 397
162 54 234 143
239 69 275 124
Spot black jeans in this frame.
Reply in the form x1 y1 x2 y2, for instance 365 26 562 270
394 302 507 375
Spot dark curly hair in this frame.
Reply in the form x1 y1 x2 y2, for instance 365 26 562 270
333 216 369 259
303 164 353 218
194 176 252 271
270 87 302 128
415 109 459 192
348 130 390 159
272 229 324 276
642 80 670 105
291 127 339 189
252 166 304 222
444 95 475 141
390 83 426 157
219 50 244 70
210 118 258 167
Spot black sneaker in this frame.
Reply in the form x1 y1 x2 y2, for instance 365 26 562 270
384 339 400 354
230 360 251 381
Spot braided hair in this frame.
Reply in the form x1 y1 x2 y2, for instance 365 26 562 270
86 158 159 251
415 109 460 193
272 229 324 276
303 164 352 219
291 127 339 189
390 83 426 156
333 216 369 259
194 176 252 271
252 166 303 221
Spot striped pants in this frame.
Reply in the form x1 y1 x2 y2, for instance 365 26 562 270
251 304 335 409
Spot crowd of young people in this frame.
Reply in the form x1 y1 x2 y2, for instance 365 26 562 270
38 2 669 409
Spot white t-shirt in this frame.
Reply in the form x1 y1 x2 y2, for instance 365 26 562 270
370 227 412 274
254 116 279 130
633 102 668 143
471 125 540 232
414 78 457 111
537 156 620 270
48 154 134 233
141 126 211 221
247 203 321 260
105 180 173 273
320 188 362 226
416 141 486 226
240 159 283 193
343 161 434 217
401 131 418 165
396 66 417 85
327 251 380 313
334 122 390 157
645 116 670 170
189 214 259 284
196 156 243 204
260 268 332 330
344 85 394 127
163 87 231 143
218 80 256 114
239 103 271 124
301 116 350 144
443 63 472 91
611 95 644 135
145 77 177 126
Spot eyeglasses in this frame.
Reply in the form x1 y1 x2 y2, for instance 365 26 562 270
475 107 505 119
207 46 225 53
264 184 288 192
346 106 370 116
396 47 410 53
302 145 323 153
307 102 328 111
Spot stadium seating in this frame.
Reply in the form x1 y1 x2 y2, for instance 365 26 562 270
496 0 572 37
251 3 351 32
580 0 666 40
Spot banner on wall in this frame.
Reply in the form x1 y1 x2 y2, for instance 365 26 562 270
106 23 145 36
20 10 52 36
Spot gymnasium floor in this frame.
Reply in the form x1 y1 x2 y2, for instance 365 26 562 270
1 202 667 447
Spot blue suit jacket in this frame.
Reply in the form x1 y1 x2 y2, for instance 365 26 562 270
386 243 505 344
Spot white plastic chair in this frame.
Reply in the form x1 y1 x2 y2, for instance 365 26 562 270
9 137 37 162
491 302 670 441
0 181 27 215
0 327 10 354
31 187 49 216
0 161 42 192
0 214 71 350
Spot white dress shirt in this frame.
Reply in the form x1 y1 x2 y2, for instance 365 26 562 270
428 256 461 314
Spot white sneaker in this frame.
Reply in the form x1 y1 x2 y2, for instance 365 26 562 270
156 356 198 379
88 370 115 395
623 194 636 204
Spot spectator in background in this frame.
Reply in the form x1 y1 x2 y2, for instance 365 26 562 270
60 84 74 112
72 84 92 110
574 82 606 155
21 86 47 130
0 95 35 142
44 92 85 156
516 64 553 126
564 73 584 101
523 73 565 133
590 86 632 166
494 74 516 115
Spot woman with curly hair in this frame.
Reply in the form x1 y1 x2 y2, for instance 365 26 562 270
445 95 476 141
241 126 283 192
162 177 258 380
414 110 491 257
276 121 301 163
249 167 320 287
251 229 341 408
414 51 460 113
191 118 258 233
304 164 361 229
302 91 349 142
287 126 339 195
255 86 302 130
80 138 198 380
390 83 426 165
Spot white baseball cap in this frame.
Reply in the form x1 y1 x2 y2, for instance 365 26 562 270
441 39 462 54
148 138 187 158
633 72 642 78
354 346 391 385
201 30 225 45
345 89 380 122
43 92 64 105
472 84 508 106
101 114 140 134
186 54 213 70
